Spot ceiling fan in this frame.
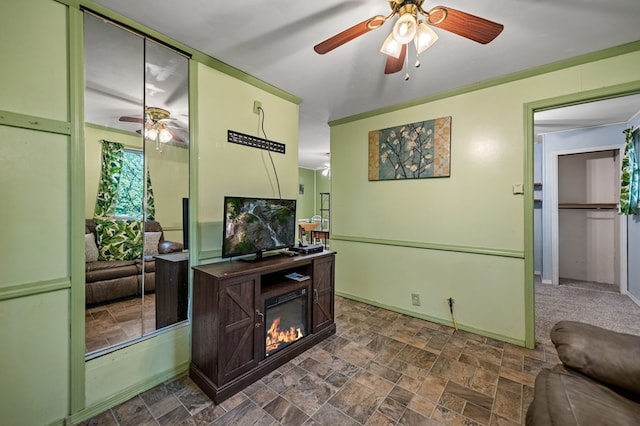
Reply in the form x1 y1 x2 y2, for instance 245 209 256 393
119 106 186 146
314 0 504 76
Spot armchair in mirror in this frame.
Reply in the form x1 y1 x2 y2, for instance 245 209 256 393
83 12 190 357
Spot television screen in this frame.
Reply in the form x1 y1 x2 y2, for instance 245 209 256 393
222 196 297 259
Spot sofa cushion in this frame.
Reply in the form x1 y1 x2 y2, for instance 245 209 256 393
144 231 162 256
95 218 143 261
85 233 99 262
551 321 640 395
86 275 139 305
86 261 138 282
526 365 640 425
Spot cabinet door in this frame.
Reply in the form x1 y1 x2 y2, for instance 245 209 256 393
312 255 334 332
218 274 260 384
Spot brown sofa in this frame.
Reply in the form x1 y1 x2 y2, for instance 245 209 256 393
85 219 183 305
526 321 640 425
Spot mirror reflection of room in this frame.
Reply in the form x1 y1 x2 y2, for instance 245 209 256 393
83 13 190 356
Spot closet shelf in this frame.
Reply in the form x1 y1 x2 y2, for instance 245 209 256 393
558 203 617 210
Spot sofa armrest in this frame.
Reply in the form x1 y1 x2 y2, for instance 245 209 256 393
551 320 640 395
159 240 183 254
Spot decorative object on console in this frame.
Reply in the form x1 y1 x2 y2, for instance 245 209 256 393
368 116 451 181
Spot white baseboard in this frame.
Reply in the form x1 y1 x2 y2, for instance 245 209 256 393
627 290 640 308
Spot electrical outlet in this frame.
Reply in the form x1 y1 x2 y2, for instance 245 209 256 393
253 100 262 114
411 293 421 306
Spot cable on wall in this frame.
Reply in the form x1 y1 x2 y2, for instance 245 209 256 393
257 106 282 199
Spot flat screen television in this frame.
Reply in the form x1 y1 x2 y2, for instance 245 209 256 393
222 196 297 260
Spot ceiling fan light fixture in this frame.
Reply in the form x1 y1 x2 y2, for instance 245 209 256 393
392 13 417 44
159 128 172 143
414 22 438 54
145 127 158 141
380 32 403 58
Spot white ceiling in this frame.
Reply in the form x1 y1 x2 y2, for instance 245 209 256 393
534 94 640 136
89 0 640 168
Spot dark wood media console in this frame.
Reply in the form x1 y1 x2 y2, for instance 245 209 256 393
190 250 336 403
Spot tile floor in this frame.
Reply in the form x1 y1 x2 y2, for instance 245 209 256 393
81 296 558 425
86 294 157 353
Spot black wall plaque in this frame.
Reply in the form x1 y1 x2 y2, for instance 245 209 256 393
228 130 286 154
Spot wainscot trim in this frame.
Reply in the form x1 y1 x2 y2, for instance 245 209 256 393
330 234 524 259
0 278 71 302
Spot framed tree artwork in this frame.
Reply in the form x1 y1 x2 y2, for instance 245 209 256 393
368 116 451 181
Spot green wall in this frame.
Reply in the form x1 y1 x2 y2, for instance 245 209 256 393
331 49 640 346
297 168 315 219
196 63 300 261
0 1 300 424
0 1 70 424
297 167 330 221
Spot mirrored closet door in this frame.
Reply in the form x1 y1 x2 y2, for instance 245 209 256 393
83 13 190 356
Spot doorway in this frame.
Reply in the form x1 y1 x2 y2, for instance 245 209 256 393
530 93 640 346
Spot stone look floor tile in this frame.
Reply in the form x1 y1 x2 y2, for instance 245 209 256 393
471 368 499 398
281 372 337 416
444 380 494 411
354 370 395 395
464 401 492 425
378 397 407 422
82 297 563 426
395 373 421 392
492 377 523 423
263 396 308 426
308 403 360 426
367 410 397 425
406 393 437 418
328 380 385 424
157 404 192 425
416 374 448 402
398 407 438 425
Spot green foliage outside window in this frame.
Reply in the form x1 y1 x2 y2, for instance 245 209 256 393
115 150 144 220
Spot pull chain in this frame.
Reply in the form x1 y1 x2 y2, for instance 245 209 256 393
404 45 410 80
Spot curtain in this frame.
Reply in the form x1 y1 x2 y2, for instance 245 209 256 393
619 127 640 215
94 140 124 218
94 139 156 220
145 168 155 220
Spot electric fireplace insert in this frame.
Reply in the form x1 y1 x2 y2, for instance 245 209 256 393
264 288 308 357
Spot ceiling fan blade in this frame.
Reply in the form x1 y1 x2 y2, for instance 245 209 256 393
167 128 184 143
119 116 144 123
314 15 386 54
384 44 407 75
428 7 503 44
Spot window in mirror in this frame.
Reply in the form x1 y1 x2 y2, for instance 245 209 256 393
115 149 144 220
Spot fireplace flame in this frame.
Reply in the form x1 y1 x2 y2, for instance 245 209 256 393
266 317 303 355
